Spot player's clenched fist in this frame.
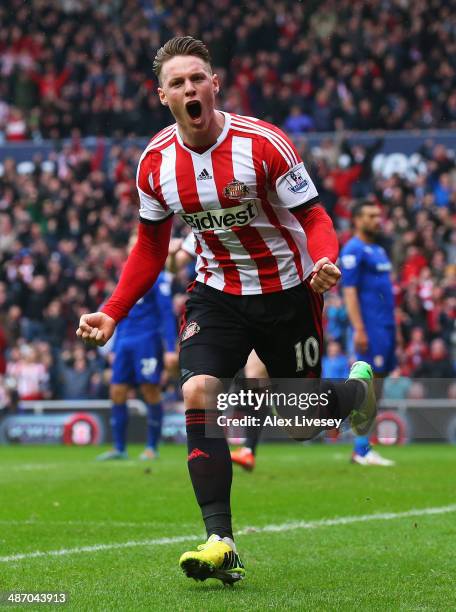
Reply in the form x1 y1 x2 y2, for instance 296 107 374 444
310 257 341 294
76 312 117 347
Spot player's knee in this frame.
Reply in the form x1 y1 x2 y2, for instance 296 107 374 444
140 384 161 404
182 375 222 410
110 384 128 404
245 351 268 379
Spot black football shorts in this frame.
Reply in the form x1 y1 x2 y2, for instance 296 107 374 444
179 280 323 384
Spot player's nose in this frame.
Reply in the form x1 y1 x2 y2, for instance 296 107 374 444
184 79 196 95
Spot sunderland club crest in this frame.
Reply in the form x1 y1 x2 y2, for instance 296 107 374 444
181 321 200 342
223 179 249 200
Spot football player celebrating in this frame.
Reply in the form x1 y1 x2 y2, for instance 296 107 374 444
77 37 376 585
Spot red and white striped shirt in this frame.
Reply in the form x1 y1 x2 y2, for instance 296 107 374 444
137 112 320 295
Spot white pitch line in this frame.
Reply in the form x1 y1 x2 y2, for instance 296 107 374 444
0 535 202 563
0 520 176 528
1 503 455 564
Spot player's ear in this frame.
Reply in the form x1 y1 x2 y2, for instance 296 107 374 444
212 73 220 95
158 87 168 106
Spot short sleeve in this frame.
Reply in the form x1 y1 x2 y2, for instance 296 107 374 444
261 122 319 209
136 152 173 224
340 242 362 288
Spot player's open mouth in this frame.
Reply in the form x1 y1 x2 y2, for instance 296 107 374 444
186 100 202 120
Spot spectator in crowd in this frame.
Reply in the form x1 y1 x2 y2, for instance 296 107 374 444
403 327 429 376
43 300 67 349
56 347 96 400
382 368 412 401
88 370 110 400
414 339 455 380
322 341 350 379
407 381 426 400
6 343 50 400
324 292 349 346
283 105 314 135
0 377 10 413
20 274 52 341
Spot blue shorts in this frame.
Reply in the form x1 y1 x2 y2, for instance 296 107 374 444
354 325 397 375
111 333 163 385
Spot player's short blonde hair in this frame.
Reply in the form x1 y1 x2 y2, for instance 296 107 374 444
153 36 212 84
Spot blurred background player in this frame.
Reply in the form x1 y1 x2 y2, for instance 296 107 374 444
97 270 177 460
340 201 396 466
168 234 269 472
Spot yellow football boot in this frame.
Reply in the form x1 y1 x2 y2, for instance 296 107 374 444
179 534 245 585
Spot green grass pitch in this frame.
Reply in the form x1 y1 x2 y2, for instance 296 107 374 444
0 443 455 611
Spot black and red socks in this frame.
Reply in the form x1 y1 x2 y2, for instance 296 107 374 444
185 409 233 540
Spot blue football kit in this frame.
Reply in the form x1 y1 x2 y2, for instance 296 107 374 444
111 272 177 385
340 236 396 375
108 272 177 454
340 236 397 457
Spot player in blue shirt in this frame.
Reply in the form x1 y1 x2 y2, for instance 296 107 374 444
97 271 178 460
340 201 395 466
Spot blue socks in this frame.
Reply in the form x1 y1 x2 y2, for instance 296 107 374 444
111 402 163 452
354 435 370 457
146 402 163 451
111 403 128 452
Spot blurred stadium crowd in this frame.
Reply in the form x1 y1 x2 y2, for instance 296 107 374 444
0 0 455 406
1 0 456 140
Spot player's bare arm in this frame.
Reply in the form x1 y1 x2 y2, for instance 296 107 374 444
343 286 369 352
166 237 195 273
166 238 183 273
164 351 179 376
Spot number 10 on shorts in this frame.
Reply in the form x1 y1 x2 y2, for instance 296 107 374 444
294 337 319 372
